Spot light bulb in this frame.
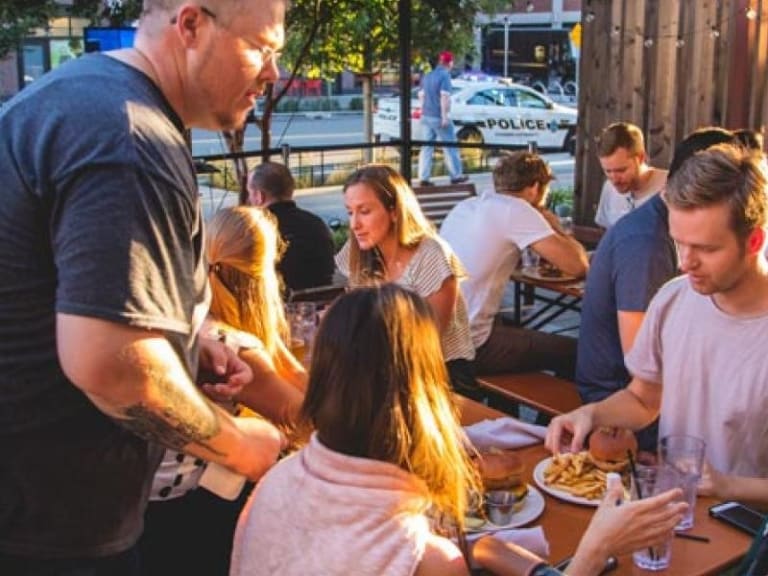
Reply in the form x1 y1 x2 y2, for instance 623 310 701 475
526 1 534 13
611 25 621 37
710 26 720 38
643 37 654 48
746 7 758 20
584 10 596 23
676 37 685 48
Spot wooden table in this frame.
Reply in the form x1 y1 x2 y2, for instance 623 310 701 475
511 269 585 331
456 396 752 575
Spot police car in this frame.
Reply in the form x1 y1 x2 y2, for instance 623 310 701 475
374 80 577 154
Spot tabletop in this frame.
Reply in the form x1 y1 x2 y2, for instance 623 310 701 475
455 395 752 575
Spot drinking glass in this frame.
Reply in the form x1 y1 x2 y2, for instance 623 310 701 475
286 302 317 363
631 464 678 571
521 247 540 269
659 435 706 531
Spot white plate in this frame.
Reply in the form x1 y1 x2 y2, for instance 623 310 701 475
533 456 601 507
521 266 579 283
466 484 546 532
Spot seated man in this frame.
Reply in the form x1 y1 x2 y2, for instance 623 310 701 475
548 144 768 510
247 162 335 293
577 127 738 451
595 122 668 228
440 151 588 379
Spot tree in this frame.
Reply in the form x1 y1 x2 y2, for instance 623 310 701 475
0 0 141 60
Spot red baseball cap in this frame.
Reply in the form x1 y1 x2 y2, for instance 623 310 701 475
438 51 454 64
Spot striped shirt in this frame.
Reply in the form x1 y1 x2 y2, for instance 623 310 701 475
336 236 475 362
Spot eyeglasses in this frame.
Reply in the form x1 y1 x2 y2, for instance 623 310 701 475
170 5 282 65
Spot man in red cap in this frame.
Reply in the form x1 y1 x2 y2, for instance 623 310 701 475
417 51 468 186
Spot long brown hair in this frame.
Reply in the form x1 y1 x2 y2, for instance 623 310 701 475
206 206 287 353
343 164 435 284
301 284 481 528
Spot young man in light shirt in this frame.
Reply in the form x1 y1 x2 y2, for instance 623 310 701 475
548 144 768 509
594 122 668 228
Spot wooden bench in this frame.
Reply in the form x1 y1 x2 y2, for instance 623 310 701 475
412 182 476 227
476 371 582 418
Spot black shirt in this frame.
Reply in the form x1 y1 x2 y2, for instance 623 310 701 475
268 201 336 292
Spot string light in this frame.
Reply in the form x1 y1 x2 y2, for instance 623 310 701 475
584 11 596 23
643 37 654 48
611 25 621 37
526 1 534 13
710 25 720 38
676 37 685 48
746 7 758 20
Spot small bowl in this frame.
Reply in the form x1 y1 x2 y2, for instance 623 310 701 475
485 490 519 525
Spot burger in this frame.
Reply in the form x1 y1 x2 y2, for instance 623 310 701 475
587 427 638 472
477 448 529 503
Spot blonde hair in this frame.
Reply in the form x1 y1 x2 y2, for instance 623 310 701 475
206 206 287 353
343 164 436 284
302 284 481 529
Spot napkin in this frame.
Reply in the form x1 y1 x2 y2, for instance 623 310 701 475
464 417 547 451
465 526 550 569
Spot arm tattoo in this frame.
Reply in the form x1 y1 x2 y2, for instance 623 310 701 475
116 348 225 455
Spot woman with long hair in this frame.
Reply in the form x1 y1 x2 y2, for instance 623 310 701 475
140 206 306 576
335 164 477 396
231 284 482 575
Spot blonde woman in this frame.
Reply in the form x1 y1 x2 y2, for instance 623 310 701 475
335 164 477 396
141 206 306 576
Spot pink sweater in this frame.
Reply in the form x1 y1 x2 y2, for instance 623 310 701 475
230 433 433 576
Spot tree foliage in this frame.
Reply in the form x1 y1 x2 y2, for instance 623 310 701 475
0 0 141 59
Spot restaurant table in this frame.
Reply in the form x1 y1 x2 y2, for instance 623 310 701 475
455 395 752 575
511 270 585 331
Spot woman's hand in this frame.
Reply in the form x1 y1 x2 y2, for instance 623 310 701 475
568 481 686 575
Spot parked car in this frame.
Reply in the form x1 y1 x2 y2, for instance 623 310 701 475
374 79 577 155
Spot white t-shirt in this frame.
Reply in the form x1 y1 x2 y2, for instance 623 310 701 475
595 168 668 228
440 193 554 348
626 276 768 477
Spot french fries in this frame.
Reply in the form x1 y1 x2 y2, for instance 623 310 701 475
543 452 624 501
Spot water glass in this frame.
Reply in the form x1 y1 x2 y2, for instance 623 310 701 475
632 464 678 571
286 302 317 363
521 247 540 269
659 435 706 531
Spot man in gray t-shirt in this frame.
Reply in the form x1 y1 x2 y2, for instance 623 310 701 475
0 0 287 570
547 144 768 510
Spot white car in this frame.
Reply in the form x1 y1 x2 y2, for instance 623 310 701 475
374 80 577 154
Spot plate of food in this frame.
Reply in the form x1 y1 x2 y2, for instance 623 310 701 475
466 447 545 532
532 428 636 506
521 264 578 283
465 484 545 532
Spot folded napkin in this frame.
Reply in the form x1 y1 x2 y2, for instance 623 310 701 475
464 417 547 451
465 526 550 569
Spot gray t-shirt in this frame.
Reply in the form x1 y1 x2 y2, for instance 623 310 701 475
0 53 207 556
626 277 768 477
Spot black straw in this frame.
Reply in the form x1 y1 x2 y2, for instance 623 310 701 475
627 450 658 561
675 532 710 543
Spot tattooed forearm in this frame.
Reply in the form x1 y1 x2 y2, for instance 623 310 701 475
115 346 224 455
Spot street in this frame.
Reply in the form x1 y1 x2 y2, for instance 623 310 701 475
194 113 576 224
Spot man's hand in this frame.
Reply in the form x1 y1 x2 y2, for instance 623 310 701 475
198 338 252 402
545 405 596 455
697 460 727 498
228 415 284 481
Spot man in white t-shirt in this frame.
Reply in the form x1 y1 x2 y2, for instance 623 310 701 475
594 122 668 228
440 152 589 378
547 144 768 509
